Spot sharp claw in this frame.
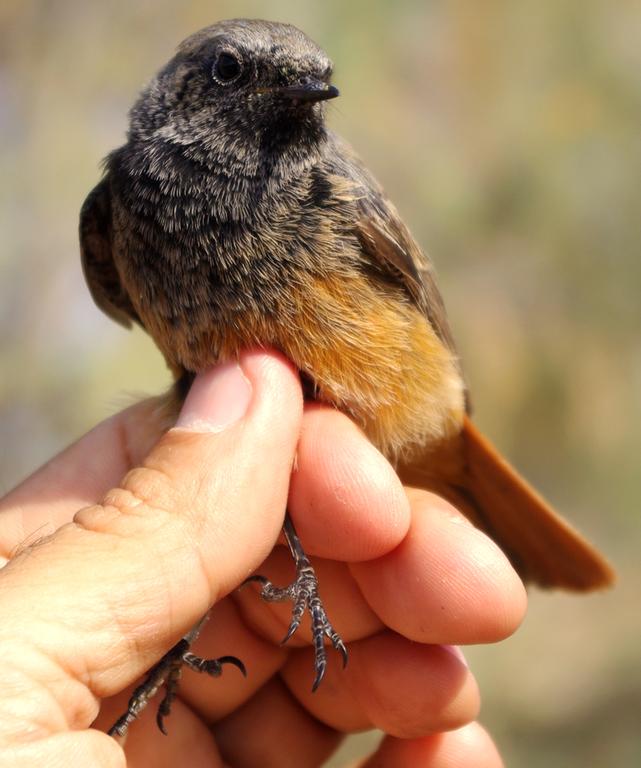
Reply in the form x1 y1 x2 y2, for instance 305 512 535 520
281 622 298 646
311 662 326 692
156 712 168 736
242 574 269 588
337 640 349 668
218 655 247 677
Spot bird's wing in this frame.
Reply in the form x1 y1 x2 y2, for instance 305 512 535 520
326 133 459 357
79 176 140 329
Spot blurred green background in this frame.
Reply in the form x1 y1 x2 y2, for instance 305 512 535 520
1 0 639 764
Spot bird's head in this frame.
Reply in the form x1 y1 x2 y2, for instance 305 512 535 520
128 19 338 172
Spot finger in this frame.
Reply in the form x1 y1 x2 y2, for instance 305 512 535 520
350 491 527 644
213 677 342 768
283 632 478 737
0 395 167 558
359 722 504 767
0 350 302 738
288 405 411 561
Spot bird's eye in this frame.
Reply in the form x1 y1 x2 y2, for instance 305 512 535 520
213 51 242 84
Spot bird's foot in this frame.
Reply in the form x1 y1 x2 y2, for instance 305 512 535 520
108 621 246 738
246 538 347 691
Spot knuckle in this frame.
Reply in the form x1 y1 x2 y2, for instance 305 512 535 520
94 462 209 538
118 465 176 514
75 466 181 534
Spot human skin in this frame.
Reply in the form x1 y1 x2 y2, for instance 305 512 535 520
0 350 525 766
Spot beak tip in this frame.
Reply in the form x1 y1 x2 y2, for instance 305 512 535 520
270 81 340 104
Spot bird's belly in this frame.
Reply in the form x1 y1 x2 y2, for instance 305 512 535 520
142 270 465 462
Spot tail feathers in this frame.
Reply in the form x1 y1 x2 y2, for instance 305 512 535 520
400 417 615 591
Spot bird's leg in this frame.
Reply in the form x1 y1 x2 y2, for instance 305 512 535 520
108 614 246 738
245 513 347 690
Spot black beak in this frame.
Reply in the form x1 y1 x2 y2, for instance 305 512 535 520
272 81 339 103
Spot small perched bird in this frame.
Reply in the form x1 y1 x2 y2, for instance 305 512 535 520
80 18 614 737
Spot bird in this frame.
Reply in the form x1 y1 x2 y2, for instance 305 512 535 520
79 18 614 737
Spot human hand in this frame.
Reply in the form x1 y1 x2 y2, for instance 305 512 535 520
0 350 525 766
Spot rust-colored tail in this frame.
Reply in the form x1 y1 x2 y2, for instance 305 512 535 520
399 416 614 590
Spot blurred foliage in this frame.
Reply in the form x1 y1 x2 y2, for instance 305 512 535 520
1 0 639 764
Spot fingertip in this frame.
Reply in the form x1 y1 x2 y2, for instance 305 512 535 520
240 348 303 416
362 722 504 767
351 491 528 644
450 722 505 766
445 511 528 642
175 348 303 434
175 362 253 432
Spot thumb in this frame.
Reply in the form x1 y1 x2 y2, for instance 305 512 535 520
95 349 304 596
0 349 303 736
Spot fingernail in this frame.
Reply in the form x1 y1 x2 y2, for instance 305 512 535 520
442 644 469 668
175 362 252 432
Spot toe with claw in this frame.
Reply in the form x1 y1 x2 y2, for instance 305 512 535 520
108 617 246 738
245 513 348 690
